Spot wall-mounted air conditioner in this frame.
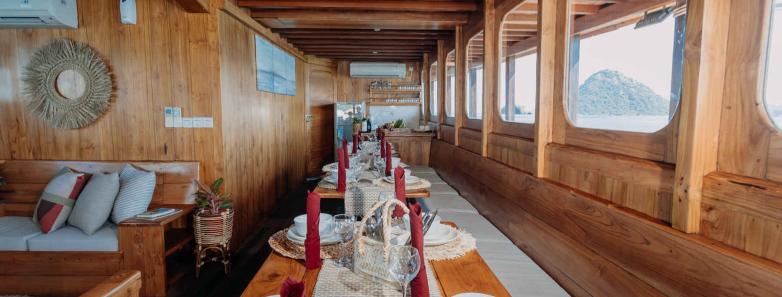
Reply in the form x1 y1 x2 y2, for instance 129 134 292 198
0 0 78 29
349 62 407 78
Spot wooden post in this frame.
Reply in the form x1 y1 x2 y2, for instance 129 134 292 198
534 0 568 177
455 25 465 145
437 39 447 128
423 53 431 122
672 0 731 233
482 0 498 156
505 55 516 121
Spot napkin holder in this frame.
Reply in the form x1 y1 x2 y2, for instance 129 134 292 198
354 199 410 284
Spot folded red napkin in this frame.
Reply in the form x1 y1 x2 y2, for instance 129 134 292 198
384 141 392 176
376 127 381 139
337 147 346 193
352 134 358 154
380 138 386 158
280 276 305 297
342 139 350 169
304 191 322 269
393 166 406 218
409 202 430 297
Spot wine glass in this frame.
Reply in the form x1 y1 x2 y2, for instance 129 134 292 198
333 214 356 268
387 245 421 297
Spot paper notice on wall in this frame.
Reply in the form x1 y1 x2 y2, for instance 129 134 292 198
182 117 194 128
164 107 173 128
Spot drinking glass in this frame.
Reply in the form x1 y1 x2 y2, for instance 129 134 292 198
387 245 421 297
333 214 356 268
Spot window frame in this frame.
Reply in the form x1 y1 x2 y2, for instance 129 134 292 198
445 49 457 121
466 31 485 121
429 61 439 121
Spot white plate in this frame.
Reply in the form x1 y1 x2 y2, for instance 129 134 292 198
287 228 341 245
452 293 493 297
381 175 422 185
424 225 459 246
322 174 358 184
322 162 366 172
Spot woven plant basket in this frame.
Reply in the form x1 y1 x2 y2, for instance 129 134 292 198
354 199 410 284
194 209 234 247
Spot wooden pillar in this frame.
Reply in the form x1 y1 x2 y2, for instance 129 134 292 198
455 25 465 145
672 0 731 233
437 39 447 128
423 53 431 122
505 56 516 121
482 0 498 156
535 0 568 177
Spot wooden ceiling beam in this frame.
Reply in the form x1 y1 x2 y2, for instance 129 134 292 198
279 34 447 40
238 0 478 12
286 39 437 46
510 3 601 15
296 45 435 50
251 10 470 24
272 29 454 36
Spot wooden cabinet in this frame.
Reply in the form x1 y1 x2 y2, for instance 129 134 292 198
384 132 434 166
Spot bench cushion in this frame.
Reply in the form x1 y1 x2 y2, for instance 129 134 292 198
0 216 42 251
27 223 118 252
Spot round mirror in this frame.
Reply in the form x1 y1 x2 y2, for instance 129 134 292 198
55 69 86 100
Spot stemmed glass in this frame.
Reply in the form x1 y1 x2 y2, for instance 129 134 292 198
333 214 356 268
387 245 421 297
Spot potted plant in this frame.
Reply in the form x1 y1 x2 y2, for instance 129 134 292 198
192 178 234 276
352 116 366 134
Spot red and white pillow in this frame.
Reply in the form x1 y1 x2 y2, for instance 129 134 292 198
32 168 88 233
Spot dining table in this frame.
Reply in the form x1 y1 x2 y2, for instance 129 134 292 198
314 186 430 199
240 222 511 297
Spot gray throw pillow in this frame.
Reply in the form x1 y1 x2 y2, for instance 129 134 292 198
68 172 120 235
110 164 156 223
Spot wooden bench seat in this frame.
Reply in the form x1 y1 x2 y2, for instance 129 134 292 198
0 160 200 297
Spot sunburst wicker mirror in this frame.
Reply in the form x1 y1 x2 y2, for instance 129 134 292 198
22 38 113 129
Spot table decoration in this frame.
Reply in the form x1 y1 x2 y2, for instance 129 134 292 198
354 199 411 284
337 148 346 193
305 191 322 269
193 178 234 277
393 166 407 218
280 276 305 297
408 202 429 297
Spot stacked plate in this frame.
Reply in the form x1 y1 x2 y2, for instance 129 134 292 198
381 175 422 186
390 215 460 246
287 214 341 245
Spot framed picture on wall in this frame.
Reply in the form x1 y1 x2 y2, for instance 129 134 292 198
255 35 296 96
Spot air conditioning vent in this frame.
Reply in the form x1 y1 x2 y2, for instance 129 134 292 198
349 62 407 78
0 0 77 28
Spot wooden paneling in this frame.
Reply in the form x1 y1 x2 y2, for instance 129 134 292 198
0 251 122 296
305 59 337 176
335 60 420 102
546 144 674 222
487 133 535 173
118 226 165 297
0 0 223 183
219 11 307 248
440 125 456 144
80 270 142 297
457 127 483 155
430 140 782 297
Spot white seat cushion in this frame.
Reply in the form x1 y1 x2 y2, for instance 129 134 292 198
0 216 42 251
420 193 479 214
27 223 118 252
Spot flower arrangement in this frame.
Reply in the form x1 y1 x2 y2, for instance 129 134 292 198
193 178 233 216
353 116 367 124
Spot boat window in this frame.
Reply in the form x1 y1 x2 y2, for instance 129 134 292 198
499 2 538 124
566 1 686 133
431 62 438 117
765 0 782 129
445 50 456 118
466 31 485 120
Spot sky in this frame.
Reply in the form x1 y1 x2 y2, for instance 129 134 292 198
578 16 677 99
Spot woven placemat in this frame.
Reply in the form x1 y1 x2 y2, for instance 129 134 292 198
268 227 349 260
312 260 443 297
371 178 432 191
425 226 477 261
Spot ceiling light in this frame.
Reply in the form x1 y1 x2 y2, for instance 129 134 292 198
372 51 379 54
373 28 381 32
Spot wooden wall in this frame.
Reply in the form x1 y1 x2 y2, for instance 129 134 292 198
335 60 421 102
218 11 307 247
0 0 224 183
304 58 337 176
0 0 315 248
426 0 782 295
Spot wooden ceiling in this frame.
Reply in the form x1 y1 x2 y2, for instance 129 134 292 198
238 0 478 61
238 0 665 61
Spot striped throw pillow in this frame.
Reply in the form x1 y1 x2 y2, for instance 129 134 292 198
110 164 156 223
33 168 88 233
